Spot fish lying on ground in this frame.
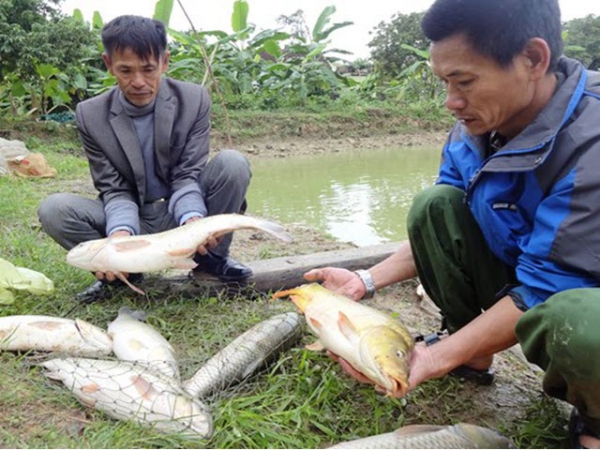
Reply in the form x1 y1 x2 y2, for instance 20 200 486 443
41 357 213 439
0 315 112 356
182 312 303 398
328 422 515 448
272 283 414 397
66 213 293 294
108 307 179 379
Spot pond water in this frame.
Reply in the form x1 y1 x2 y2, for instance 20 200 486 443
246 144 442 246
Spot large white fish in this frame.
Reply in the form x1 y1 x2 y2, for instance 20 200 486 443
272 283 414 397
0 315 112 356
182 312 303 398
328 423 515 448
108 307 179 380
41 357 213 439
66 213 293 293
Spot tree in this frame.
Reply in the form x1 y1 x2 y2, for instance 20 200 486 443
0 0 95 78
367 12 429 80
563 14 600 71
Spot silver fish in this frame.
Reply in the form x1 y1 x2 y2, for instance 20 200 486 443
41 357 213 439
328 423 515 449
182 312 303 398
108 307 179 380
0 315 112 357
66 214 292 294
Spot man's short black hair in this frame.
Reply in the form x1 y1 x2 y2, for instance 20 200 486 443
421 0 563 72
101 15 167 61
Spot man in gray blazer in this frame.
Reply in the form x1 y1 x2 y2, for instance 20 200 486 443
38 15 252 302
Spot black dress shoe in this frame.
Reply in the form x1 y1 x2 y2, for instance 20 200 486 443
76 274 144 304
193 252 253 282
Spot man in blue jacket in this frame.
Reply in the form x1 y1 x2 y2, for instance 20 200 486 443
305 0 600 446
38 16 253 302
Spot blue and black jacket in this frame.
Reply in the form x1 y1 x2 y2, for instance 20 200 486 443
437 57 600 310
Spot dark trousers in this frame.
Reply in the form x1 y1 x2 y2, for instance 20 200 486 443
38 149 251 258
407 184 600 432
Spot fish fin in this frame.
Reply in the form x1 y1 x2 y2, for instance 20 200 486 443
308 317 323 330
112 240 152 252
81 383 100 394
117 306 147 322
172 259 198 270
271 288 297 300
337 312 359 341
272 287 312 311
115 272 145 295
166 248 196 257
305 340 325 351
131 375 159 400
394 424 447 435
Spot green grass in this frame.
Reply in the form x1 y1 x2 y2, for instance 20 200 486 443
0 120 569 448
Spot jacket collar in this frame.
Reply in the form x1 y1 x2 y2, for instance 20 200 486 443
460 57 587 174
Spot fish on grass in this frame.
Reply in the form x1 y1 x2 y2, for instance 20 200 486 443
272 283 414 397
328 422 515 448
182 312 303 399
108 307 179 380
41 357 213 440
66 213 293 294
0 315 112 357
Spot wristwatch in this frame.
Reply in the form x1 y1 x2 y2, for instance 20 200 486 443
355 269 375 299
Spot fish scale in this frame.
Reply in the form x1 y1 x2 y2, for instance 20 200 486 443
182 312 304 398
328 423 515 448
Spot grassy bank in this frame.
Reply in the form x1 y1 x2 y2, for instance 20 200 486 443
0 112 568 448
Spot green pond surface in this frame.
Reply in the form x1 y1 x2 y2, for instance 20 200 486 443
247 144 442 246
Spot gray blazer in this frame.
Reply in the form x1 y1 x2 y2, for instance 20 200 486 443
75 78 211 234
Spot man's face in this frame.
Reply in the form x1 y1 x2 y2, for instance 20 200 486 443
103 47 170 107
430 33 536 139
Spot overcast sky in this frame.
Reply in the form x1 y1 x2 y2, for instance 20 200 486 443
60 0 600 60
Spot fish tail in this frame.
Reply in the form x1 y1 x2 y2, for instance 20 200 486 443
118 306 147 322
252 218 293 243
271 288 311 312
271 288 299 300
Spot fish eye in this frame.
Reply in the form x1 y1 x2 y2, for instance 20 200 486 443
396 350 404 358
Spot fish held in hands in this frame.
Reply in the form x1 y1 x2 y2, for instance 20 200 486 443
66 214 293 293
0 315 112 357
272 283 414 397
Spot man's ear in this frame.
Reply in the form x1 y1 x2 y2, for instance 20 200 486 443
522 38 552 80
102 52 113 73
161 50 171 73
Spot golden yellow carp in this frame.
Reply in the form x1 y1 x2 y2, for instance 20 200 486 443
272 283 414 397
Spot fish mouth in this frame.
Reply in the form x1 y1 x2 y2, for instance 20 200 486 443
358 327 411 395
66 241 106 269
